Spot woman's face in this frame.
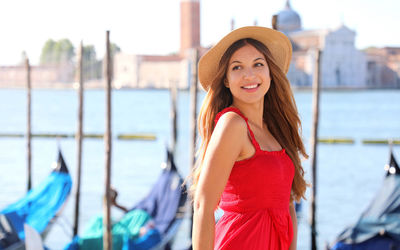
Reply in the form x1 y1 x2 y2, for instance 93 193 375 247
225 44 271 106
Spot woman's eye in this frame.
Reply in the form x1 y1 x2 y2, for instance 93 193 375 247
255 62 264 67
232 65 240 71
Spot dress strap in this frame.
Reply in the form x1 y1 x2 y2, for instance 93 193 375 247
214 107 261 151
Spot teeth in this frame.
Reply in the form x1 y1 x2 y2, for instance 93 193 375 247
242 84 258 89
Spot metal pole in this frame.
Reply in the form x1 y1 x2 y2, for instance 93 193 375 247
103 30 113 250
73 41 84 237
25 56 32 192
310 49 321 250
189 48 199 238
170 80 178 154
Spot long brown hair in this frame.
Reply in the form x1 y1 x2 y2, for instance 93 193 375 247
189 38 308 202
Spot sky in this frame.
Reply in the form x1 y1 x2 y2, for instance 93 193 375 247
1 0 399 65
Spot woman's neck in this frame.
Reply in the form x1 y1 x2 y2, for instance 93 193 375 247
231 100 264 128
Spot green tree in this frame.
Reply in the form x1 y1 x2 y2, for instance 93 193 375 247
53 39 75 63
39 38 75 65
82 43 121 80
40 39 56 65
110 43 121 58
83 45 101 80
101 43 121 79
83 45 97 62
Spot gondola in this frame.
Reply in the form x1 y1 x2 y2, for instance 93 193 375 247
65 148 187 250
0 150 72 250
330 150 400 250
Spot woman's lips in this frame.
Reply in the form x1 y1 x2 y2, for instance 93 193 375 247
241 84 260 92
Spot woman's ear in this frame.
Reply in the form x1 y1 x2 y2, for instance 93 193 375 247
224 78 230 88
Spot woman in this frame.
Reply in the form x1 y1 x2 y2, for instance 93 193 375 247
190 26 308 250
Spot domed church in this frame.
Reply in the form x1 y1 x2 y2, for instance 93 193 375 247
112 0 389 89
276 0 302 33
275 0 367 88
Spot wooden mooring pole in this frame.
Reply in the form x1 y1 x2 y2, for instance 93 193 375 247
25 55 32 192
170 80 178 154
272 14 278 30
189 48 199 239
310 49 321 250
73 41 84 237
103 30 113 250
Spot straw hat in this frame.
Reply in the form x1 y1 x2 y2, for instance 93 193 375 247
198 26 292 90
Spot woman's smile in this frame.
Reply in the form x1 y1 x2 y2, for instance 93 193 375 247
241 83 260 92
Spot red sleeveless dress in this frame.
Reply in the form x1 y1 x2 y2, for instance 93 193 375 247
214 107 295 250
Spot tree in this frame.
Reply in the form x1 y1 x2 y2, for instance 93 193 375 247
83 45 101 80
39 39 122 80
39 38 75 65
53 39 75 64
83 45 97 62
101 43 121 79
110 43 121 58
40 39 56 65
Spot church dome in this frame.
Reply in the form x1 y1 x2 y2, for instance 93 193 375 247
276 0 301 33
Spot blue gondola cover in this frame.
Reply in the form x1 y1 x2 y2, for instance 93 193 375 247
0 151 72 249
64 149 187 250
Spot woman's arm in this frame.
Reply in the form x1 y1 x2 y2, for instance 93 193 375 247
192 113 247 250
289 202 298 250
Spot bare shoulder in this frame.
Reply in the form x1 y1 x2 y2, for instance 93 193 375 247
214 111 247 136
208 111 248 159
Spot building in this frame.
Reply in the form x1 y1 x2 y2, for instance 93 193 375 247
276 0 367 88
113 54 189 89
113 0 203 89
2 0 398 89
365 47 400 88
114 0 384 89
0 63 74 88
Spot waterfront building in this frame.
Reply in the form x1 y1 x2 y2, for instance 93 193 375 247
113 0 374 89
113 0 204 89
276 0 367 88
364 47 400 88
0 63 74 88
1 0 399 89
113 54 189 89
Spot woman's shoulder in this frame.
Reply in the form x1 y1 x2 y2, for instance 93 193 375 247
210 111 248 156
214 110 247 135
215 107 247 124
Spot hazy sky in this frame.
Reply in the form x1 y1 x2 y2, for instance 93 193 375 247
1 0 399 65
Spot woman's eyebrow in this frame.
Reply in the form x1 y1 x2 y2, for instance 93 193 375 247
230 57 265 65
230 60 241 65
254 57 266 61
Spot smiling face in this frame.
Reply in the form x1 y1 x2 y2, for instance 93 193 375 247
225 43 271 107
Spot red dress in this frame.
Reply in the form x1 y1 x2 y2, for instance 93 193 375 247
214 107 295 250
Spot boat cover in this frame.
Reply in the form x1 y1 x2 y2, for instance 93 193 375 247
331 151 400 249
0 151 72 249
64 149 187 250
132 149 187 237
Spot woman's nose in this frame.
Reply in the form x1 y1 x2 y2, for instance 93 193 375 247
243 68 256 79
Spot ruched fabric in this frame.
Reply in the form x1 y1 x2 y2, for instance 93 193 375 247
214 107 294 250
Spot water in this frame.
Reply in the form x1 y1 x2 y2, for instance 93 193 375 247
0 88 399 249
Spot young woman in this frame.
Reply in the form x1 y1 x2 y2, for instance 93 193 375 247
190 26 308 250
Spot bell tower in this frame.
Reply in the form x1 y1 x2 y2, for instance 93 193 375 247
180 0 200 57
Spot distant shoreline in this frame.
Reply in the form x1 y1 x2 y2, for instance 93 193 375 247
0 82 399 91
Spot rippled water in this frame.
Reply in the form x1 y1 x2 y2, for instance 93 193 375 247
0 88 399 249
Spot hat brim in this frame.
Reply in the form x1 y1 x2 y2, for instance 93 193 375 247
198 26 292 90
